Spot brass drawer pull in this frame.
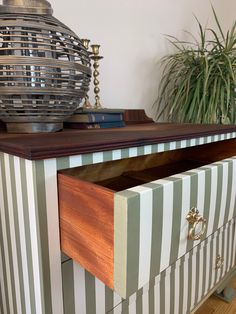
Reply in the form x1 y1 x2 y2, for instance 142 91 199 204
216 255 224 269
186 207 207 241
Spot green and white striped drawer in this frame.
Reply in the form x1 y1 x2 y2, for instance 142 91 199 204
62 217 236 314
114 157 236 298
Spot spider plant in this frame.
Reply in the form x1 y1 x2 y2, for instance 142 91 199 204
155 7 236 124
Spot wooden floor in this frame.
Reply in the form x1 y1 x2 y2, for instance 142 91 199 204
196 276 236 314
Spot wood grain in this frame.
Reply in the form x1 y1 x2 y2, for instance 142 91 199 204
1 123 236 160
58 172 114 289
196 276 236 314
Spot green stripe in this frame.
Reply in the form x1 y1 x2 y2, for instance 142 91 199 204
85 271 96 314
9 156 26 314
194 246 201 307
136 290 142 314
103 151 113 162
146 183 163 280
220 226 226 279
105 286 114 313
137 147 145 156
82 154 93 165
224 160 233 224
164 143 170 151
35 160 52 314
0 154 17 314
186 250 193 313
20 159 36 314
56 157 70 171
148 280 155 314
169 177 182 265
230 221 236 268
178 256 184 314
61 260 75 314
226 222 231 272
201 238 208 301
213 163 223 231
121 149 129 159
126 191 140 297
207 235 214 293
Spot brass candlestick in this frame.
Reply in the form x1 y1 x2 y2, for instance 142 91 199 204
81 38 93 109
91 44 104 109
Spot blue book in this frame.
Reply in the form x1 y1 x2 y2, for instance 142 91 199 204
66 112 124 123
64 121 125 129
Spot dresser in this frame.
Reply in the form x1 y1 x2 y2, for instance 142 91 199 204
0 123 236 314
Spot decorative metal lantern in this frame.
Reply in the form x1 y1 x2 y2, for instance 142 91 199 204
0 0 91 133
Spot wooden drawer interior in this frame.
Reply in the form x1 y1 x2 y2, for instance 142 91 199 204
61 138 236 191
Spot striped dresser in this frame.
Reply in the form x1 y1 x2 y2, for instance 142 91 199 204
0 123 236 314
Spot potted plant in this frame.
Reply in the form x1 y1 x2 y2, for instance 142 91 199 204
154 7 236 124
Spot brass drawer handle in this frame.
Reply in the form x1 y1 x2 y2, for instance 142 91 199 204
216 255 224 269
186 207 207 241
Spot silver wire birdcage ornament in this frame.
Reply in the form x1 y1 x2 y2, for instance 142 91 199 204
0 0 91 133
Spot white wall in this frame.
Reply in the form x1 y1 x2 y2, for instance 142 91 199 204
3 0 236 119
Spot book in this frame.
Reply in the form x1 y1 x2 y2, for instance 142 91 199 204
65 112 124 123
64 120 125 129
75 108 124 114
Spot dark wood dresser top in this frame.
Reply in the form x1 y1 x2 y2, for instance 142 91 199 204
0 123 236 160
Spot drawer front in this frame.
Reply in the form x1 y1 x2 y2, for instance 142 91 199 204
114 157 236 298
62 218 236 314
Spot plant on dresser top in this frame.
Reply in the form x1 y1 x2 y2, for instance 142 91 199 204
154 7 236 124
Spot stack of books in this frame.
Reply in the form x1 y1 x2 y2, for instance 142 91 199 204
64 108 125 129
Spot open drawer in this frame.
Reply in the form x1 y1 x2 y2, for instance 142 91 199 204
58 138 236 298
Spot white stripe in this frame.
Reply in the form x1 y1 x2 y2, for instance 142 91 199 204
44 159 63 314
129 147 138 157
182 255 189 314
92 152 103 163
142 289 149 314
112 149 122 160
113 292 122 314
228 159 236 221
113 292 122 309
165 269 171 314
157 180 173 272
0 241 7 314
128 296 136 314
190 138 196 146
218 162 228 229
174 261 180 314
157 143 164 152
197 242 205 303
95 278 105 314
169 141 176 150
129 186 153 288
14 157 31 314
175 174 190 259
206 165 217 237
144 145 152 155
0 154 14 314
69 155 82 168
154 277 161 314
4 154 22 314
181 140 187 148
73 263 86 314
25 159 43 314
